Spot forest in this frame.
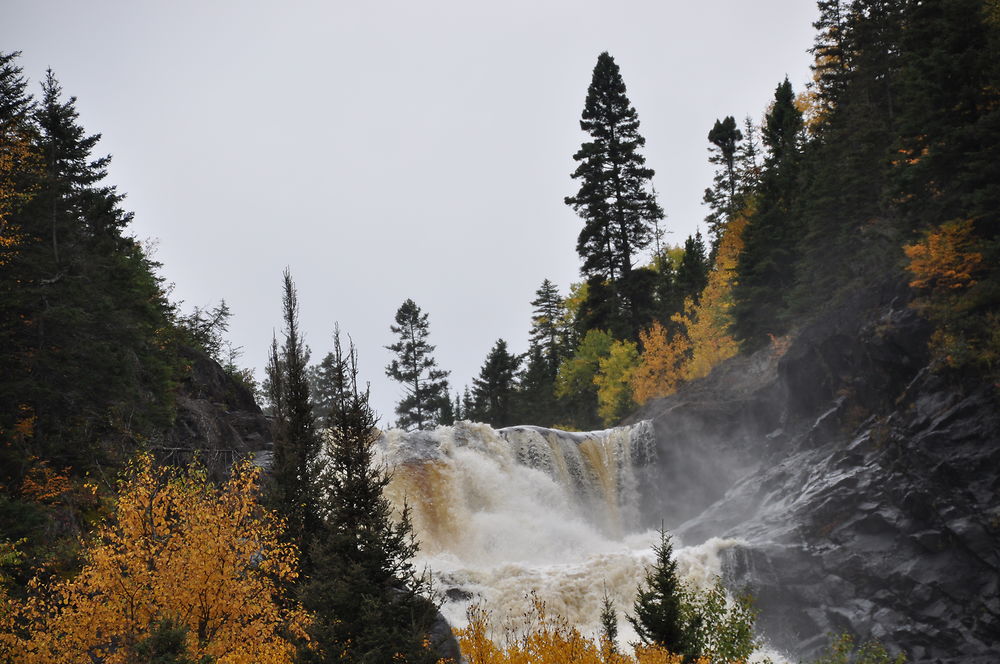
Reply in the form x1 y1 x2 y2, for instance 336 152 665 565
1 0 998 662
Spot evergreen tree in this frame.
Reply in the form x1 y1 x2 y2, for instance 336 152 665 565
438 392 456 426
702 116 743 248
301 330 438 664
734 116 763 201
600 588 618 656
265 268 320 565
528 279 568 380
628 528 699 660
565 52 664 338
513 345 557 426
469 339 521 427
307 325 352 426
675 231 710 305
461 386 475 422
1 63 178 469
790 0 906 318
731 78 804 348
385 298 450 431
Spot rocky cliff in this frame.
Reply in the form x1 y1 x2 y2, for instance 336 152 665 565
627 279 999 662
160 345 272 475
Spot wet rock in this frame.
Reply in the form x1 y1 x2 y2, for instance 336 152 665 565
642 278 999 663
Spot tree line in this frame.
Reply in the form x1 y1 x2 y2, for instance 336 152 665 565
382 0 999 432
1 0 996 659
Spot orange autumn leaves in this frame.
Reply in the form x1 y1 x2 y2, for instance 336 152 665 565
456 598 702 664
4 455 308 664
631 215 747 406
903 218 996 372
903 219 983 292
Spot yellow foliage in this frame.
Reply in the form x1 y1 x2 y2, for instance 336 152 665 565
904 219 984 292
681 215 745 382
456 597 691 664
631 321 691 405
595 339 640 425
631 216 748 405
13 455 308 664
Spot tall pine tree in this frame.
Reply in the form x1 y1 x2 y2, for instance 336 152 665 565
731 78 804 348
1 64 178 468
385 299 450 430
628 528 699 660
702 116 744 249
301 329 438 664
265 268 320 566
468 339 521 427
565 52 664 339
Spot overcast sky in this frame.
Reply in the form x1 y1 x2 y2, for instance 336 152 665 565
4 0 818 425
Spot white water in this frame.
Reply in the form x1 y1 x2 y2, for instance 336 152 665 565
377 421 753 648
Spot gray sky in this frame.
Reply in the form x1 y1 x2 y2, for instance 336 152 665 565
4 0 818 424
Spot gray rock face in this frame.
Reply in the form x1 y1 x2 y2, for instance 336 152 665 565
629 280 1000 663
161 345 272 475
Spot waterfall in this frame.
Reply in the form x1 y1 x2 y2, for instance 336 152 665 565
376 420 754 648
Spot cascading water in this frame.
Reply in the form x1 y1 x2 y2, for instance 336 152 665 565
377 421 752 649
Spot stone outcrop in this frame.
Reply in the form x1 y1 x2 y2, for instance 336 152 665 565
628 279 1000 662
160 345 271 474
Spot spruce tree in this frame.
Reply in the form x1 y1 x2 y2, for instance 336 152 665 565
385 298 450 431
628 528 699 660
469 339 521 427
265 268 320 565
600 587 619 651
528 279 568 381
514 346 556 426
676 231 710 305
702 116 743 248
1 64 178 468
301 330 437 664
565 52 664 338
731 78 804 348
307 325 352 426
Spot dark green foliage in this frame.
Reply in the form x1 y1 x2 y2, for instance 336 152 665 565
628 528 699 659
676 232 710 305
265 268 320 566
528 279 569 380
731 78 804 348
461 387 475 421
468 339 521 427
702 116 744 248
652 252 682 331
890 0 1000 376
573 275 625 340
600 589 618 651
514 346 557 426
0 59 181 473
734 117 763 202
385 299 450 431
789 0 906 317
894 0 1000 233
133 618 214 664
177 300 232 365
566 52 664 340
301 331 437 664
618 266 660 338
307 330 351 426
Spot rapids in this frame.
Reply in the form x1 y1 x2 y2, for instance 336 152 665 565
377 421 754 648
